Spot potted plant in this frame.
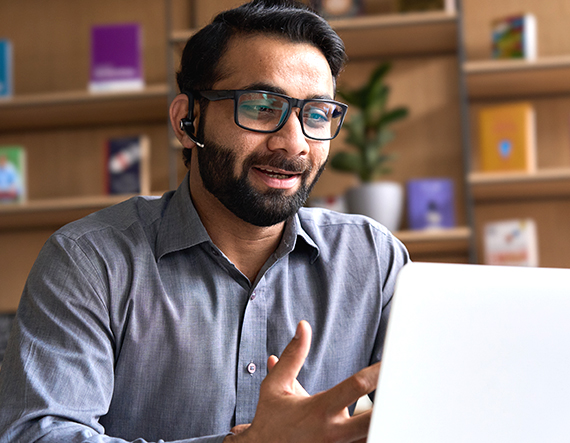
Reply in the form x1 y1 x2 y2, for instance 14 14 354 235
331 62 409 231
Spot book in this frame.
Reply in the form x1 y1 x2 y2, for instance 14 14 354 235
0 39 13 99
478 102 536 173
484 218 538 266
105 135 150 195
0 146 26 204
406 178 455 230
491 14 537 60
89 23 144 93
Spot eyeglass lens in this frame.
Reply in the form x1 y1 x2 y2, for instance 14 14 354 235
236 92 344 140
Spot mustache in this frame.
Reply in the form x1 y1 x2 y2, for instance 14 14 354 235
242 152 313 175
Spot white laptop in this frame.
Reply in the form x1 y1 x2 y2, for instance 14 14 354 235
368 262 570 443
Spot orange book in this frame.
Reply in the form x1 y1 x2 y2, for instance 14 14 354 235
478 102 536 172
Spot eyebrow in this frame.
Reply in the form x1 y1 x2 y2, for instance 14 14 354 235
242 82 333 101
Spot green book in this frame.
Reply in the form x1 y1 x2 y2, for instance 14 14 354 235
0 146 26 204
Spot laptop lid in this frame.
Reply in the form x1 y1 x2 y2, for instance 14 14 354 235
368 262 570 443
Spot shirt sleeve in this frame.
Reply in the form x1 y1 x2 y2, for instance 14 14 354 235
373 230 411 365
0 233 229 443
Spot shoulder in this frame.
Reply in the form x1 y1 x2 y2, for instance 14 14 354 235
298 206 393 239
297 207 409 261
56 193 173 243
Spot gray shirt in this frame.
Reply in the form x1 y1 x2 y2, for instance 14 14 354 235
0 175 409 443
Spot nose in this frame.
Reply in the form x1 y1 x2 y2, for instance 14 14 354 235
266 108 310 157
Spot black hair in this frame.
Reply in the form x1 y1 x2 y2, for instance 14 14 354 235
176 0 346 94
176 0 347 166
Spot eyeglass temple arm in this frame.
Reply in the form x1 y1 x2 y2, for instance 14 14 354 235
194 90 235 101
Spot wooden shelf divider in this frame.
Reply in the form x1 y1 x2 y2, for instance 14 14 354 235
469 168 570 201
0 84 169 131
0 194 164 230
464 55 570 99
171 11 457 59
395 226 471 256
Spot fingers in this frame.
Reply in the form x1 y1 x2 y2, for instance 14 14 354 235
267 355 279 372
325 362 380 413
265 321 312 391
230 423 250 435
335 408 374 443
267 354 310 397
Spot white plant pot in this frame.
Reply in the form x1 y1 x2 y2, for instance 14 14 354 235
346 181 404 232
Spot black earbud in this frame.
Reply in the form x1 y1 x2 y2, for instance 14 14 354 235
180 118 204 148
179 92 204 148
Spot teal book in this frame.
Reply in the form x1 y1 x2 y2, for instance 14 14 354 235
0 39 13 98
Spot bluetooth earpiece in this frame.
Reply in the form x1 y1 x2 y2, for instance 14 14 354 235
179 92 204 148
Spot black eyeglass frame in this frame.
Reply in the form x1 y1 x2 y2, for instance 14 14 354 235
190 89 348 141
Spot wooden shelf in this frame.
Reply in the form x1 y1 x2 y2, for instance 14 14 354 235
170 11 457 59
330 11 457 59
469 168 570 201
464 55 570 99
394 226 471 256
0 194 163 230
0 84 169 131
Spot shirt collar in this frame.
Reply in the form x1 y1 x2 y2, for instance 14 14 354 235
155 172 321 263
280 212 321 264
156 173 211 261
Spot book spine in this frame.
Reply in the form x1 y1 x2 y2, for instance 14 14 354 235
0 39 13 99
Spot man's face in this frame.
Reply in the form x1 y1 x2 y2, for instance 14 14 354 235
195 34 335 227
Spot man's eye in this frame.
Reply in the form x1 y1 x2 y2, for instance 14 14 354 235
304 107 330 127
240 102 279 118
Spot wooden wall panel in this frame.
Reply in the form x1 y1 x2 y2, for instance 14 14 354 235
0 229 53 312
0 124 171 200
0 0 168 94
475 198 570 267
314 55 466 229
469 97 570 172
462 0 570 61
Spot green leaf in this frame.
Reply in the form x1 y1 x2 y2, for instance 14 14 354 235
374 128 395 147
377 107 409 127
331 61 408 181
330 152 363 173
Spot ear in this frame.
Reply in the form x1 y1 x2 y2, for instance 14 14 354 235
169 94 200 149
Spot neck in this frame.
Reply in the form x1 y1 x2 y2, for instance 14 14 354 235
188 173 285 283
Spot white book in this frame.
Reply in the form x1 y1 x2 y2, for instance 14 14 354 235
484 218 538 266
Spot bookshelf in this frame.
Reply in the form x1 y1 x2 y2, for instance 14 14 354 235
0 0 173 312
11 0 545 311
166 1 473 264
461 0 570 267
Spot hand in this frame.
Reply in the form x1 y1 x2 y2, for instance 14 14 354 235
225 320 380 443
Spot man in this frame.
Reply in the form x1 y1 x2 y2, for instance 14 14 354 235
0 1 409 442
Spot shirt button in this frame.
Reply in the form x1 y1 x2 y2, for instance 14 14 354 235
247 362 257 375
250 291 256 300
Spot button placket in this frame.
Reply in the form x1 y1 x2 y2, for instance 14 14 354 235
235 278 268 424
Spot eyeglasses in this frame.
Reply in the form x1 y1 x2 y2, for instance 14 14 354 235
192 89 348 141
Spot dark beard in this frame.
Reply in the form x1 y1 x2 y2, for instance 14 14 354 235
196 128 327 227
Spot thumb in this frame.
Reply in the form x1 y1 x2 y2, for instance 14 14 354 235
267 355 279 372
266 321 312 390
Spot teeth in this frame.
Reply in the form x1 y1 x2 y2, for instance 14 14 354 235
258 167 294 179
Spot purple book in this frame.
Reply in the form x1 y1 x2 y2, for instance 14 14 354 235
406 178 455 230
90 23 144 92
